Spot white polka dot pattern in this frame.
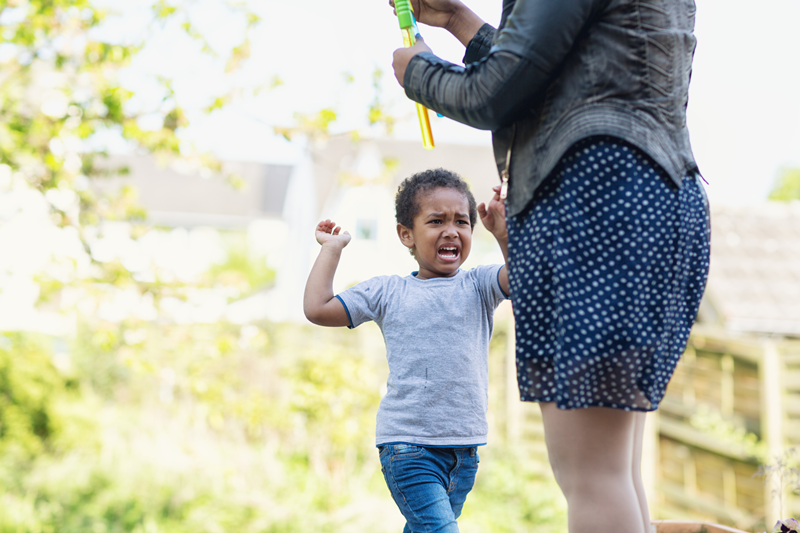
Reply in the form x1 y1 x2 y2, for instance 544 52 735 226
507 137 710 411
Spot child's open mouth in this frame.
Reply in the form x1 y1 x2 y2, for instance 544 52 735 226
438 246 460 260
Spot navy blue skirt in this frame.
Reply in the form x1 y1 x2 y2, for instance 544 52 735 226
507 136 710 411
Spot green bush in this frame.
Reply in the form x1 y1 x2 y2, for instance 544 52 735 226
0 333 76 459
463 446 568 533
0 322 569 533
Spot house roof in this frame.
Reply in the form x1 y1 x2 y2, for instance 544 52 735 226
310 136 498 214
95 137 499 228
96 154 293 228
703 201 800 337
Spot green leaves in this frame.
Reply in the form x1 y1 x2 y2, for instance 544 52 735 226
367 67 395 134
152 0 178 20
225 39 251 72
274 108 338 142
0 333 79 459
769 168 800 201
0 2 139 227
83 41 135 68
0 0 260 241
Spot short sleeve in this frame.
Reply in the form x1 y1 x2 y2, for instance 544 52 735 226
335 276 390 329
469 264 510 311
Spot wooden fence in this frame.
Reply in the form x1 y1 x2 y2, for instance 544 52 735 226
497 321 800 532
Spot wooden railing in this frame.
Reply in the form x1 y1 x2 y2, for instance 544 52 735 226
497 321 800 532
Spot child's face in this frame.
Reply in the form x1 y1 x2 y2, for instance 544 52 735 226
397 187 472 279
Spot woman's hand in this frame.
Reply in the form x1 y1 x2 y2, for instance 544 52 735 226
389 0 464 30
389 0 485 47
392 39 433 87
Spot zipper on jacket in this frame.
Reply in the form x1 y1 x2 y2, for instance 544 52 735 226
499 125 515 200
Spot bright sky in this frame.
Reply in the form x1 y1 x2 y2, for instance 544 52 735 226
100 0 800 206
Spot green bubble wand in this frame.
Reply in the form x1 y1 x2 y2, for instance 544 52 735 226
394 0 435 150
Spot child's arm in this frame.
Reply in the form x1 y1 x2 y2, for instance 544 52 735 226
478 185 510 296
303 220 352 327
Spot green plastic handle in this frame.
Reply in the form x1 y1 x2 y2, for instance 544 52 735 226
394 0 415 30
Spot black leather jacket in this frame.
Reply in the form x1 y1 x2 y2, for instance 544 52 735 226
404 0 700 217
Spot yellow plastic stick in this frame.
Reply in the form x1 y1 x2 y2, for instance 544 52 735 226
397 3 435 150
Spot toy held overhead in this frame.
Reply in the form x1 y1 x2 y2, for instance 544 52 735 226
394 0 435 150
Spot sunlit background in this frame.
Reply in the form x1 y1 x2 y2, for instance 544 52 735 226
1 0 799 532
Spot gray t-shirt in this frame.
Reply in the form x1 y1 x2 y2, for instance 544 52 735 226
336 265 508 446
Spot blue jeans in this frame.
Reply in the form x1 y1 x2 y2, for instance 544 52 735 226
378 444 479 533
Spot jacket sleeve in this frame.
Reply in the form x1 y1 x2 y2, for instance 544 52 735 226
462 23 495 65
404 0 605 131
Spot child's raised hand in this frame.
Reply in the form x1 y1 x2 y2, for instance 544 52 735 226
478 186 508 240
315 220 351 249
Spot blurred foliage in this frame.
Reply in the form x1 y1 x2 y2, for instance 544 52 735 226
205 234 275 296
0 322 390 533
0 310 569 532
0 0 257 235
336 156 397 187
769 168 800 201
757 448 800 521
689 403 767 462
368 67 396 135
0 1 569 531
464 448 568 533
274 108 338 142
0 332 93 460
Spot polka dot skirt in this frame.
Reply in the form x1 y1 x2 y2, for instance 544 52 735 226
507 136 710 411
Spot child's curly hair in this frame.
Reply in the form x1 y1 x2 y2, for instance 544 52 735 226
395 168 478 229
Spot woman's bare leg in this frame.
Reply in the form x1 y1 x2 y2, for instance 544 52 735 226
632 411 651 532
540 403 646 533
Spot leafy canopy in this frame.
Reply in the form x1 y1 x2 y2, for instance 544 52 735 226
0 0 258 230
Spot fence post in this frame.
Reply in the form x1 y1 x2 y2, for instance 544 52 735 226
761 340 784 525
